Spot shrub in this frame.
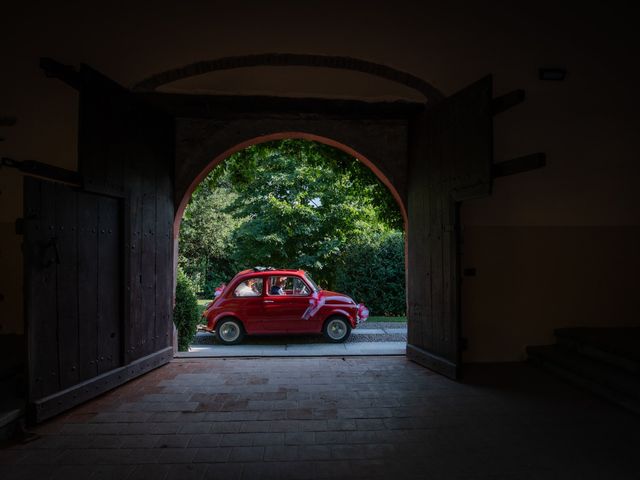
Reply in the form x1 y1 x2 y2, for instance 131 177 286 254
334 231 406 316
173 268 201 351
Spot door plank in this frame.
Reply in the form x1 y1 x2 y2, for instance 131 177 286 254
25 179 60 399
155 175 174 350
54 184 79 389
97 196 121 373
77 194 99 381
141 188 157 358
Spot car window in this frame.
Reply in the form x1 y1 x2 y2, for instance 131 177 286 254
233 277 263 297
268 276 311 296
303 273 320 292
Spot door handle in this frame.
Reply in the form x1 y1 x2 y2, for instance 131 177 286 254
263 300 274 303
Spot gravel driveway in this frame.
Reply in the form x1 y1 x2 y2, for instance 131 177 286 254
191 322 407 346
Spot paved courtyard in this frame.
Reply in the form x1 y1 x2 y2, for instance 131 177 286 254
1 357 639 479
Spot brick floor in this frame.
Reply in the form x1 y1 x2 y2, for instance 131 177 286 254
1 357 639 479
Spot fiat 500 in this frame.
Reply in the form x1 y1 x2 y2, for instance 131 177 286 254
201 268 369 344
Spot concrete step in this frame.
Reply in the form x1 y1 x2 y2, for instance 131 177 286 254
527 344 640 414
0 406 24 442
555 327 640 374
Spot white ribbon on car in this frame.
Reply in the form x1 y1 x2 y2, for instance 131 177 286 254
302 291 326 320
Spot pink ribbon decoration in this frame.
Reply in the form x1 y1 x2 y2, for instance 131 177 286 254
357 303 369 321
302 291 326 320
214 283 226 298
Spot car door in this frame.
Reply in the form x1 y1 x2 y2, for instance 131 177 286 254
263 276 313 332
226 277 265 334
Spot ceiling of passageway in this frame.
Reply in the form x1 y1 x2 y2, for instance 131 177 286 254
157 66 426 102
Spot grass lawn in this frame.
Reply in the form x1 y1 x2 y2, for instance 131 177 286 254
367 316 406 323
197 299 212 308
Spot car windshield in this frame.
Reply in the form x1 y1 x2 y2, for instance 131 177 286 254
303 273 320 293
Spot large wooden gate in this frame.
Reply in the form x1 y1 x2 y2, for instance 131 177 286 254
23 64 175 423
21 55 533 420
24 180 122 407
406 76 493 379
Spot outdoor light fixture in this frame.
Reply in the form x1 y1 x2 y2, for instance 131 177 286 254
539 68 567 81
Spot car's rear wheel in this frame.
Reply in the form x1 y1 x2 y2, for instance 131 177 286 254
216 318 244 345
323 316 351 343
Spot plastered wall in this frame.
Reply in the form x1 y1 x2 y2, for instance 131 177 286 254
1 0 638 361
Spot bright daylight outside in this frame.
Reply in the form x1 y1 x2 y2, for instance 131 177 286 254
174 139 407 355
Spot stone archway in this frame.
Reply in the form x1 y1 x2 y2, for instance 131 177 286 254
173 132 410 355
174 130 409 240
132 52 445 103
26 55 495 422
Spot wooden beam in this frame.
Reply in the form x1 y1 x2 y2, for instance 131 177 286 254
492 89 525 115
1 157 81 186
136 91 425 119
39 58 81 90
492 153 546 178
29 347 173 423
406 344 459 379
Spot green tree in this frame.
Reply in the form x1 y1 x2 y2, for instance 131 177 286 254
177 139 406 314
178 183 245 295
223 141 390 287
335 231 406 316
173 268 201 351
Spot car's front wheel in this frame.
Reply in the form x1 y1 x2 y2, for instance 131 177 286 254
323 316 351 343
216 318 245 345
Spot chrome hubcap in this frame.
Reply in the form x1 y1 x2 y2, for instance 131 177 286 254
327 319 347 340
219 322 240 342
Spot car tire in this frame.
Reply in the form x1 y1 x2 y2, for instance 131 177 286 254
216 318 245 345
323 316 351 343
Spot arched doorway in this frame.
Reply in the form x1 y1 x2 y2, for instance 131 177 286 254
25 55 494 422
174 132 408 240
174 134 408 354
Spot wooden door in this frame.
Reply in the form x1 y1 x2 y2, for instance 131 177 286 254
406 76 493 379
24 179 125 420
23 65 175 423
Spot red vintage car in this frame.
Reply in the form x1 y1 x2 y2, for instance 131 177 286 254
202 268 369 344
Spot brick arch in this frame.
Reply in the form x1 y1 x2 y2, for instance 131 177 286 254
174 131 408 242
133 53 445 102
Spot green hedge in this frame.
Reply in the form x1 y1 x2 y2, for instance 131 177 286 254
173 268 201 351
334 231 405 316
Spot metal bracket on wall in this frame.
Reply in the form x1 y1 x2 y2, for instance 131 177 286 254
492 89 525 115
39 58 81 90
492 153 546 178
0 116 17 127
0 116 17 142
1 157 81 186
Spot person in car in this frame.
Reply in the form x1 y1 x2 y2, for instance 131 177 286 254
269 277 286 295
235 278 260 296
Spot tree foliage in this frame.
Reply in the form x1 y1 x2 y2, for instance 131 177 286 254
173 268 201 351
178 183 246 294
178 139 406 315
335 231 406 316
